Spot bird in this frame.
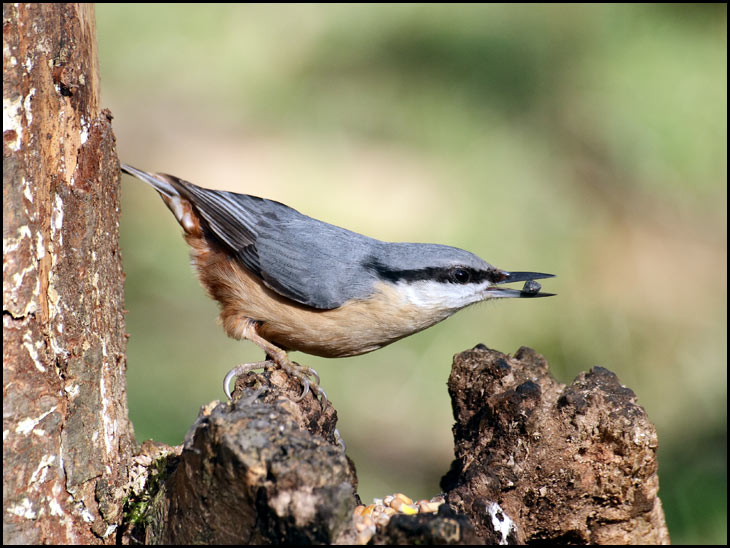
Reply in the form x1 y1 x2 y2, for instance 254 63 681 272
121 164 554 402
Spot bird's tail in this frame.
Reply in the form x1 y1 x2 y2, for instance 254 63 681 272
121 163 202 236
120 163 180 199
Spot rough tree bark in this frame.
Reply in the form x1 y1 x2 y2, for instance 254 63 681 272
3 4 135 544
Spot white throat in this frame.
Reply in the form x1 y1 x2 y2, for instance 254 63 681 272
396 280 489 313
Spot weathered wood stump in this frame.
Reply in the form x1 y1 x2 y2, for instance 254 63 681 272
121 347 670 545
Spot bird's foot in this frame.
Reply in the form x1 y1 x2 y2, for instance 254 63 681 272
223 358 327 407
276 358 327 407
223 360 273 400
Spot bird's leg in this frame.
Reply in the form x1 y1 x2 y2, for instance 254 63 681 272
224 318 326 405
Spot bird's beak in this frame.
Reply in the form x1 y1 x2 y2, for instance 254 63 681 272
486 271 556 298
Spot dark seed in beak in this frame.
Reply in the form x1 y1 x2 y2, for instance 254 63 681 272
522 280 542 295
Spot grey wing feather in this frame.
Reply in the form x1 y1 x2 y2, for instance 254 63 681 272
172 179 377 309
175 182 264 274
254 217 379 308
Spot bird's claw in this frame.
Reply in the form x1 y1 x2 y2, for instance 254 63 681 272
293 377 310 402
223 358 325 408
334 428 346 452
281 362 326 406
223 360 273 400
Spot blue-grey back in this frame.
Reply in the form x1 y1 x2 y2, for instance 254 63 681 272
176 180 493 309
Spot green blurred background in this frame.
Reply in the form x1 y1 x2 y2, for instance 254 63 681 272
97 4 726 544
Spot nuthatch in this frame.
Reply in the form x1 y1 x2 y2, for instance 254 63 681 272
121 164 554 402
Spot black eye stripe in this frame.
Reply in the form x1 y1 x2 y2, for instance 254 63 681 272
363 258 501 285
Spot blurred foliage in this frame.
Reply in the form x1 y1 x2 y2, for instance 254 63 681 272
97 4 726 544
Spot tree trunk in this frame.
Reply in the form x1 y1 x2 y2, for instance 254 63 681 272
3 3 135 544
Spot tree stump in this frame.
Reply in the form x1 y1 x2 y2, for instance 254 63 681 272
121 347 670 544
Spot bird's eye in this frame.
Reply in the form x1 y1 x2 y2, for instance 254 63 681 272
452 268 471 284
